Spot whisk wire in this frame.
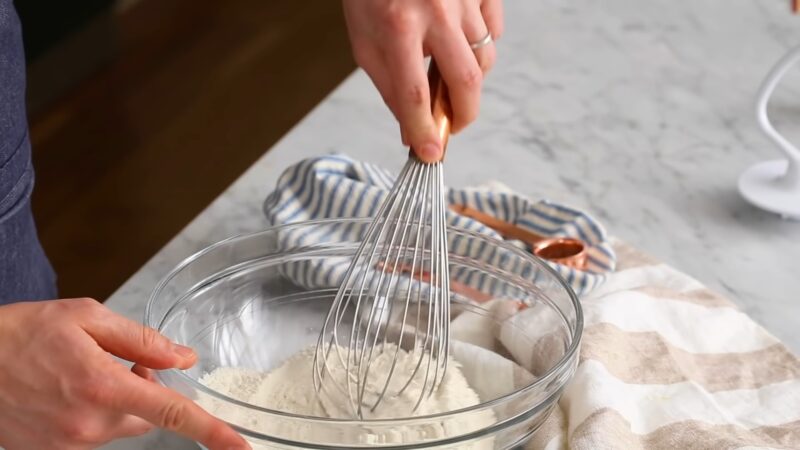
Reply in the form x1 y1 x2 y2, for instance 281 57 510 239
344 160 417 414
435 164 451 389
314 60 452 419
372 164 431 409
354 160 424 414
311 161 411 400
312 158 451 418
419 162 448 406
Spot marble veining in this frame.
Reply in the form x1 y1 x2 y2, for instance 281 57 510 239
101 0 800 448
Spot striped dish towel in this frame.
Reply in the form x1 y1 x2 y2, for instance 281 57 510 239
263 154 615 296
261 156 800 448
525 240 800 450
262 156 800 448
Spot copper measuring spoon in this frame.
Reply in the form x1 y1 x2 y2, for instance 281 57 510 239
449 204 588 270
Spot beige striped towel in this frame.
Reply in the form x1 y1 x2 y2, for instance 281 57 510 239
524 239 800 450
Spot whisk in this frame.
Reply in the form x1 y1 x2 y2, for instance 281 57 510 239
312 60 453 419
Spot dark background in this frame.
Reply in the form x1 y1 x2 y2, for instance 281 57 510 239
16 0 114 61
18 0 356 300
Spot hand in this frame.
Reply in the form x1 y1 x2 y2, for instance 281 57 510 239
0 298 250 450
343 0 503 162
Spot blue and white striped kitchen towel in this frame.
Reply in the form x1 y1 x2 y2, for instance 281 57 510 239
263 154 615 296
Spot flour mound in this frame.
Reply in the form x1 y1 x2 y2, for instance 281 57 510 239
199 344 495 448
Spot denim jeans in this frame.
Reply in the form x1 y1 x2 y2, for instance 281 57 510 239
0 0 58 304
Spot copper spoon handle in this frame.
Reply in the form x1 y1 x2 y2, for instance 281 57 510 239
450 204 550 244
450 204 589 269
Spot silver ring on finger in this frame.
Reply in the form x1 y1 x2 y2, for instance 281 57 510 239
469 32 493 50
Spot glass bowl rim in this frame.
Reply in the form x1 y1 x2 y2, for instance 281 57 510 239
145 217 583 425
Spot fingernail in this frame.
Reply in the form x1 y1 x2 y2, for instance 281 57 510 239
418 142 441 162
173 344 195 359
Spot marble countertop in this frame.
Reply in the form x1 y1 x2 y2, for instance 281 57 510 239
101 0 800 448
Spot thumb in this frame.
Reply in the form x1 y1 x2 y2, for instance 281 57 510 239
410 135 443 163
83 309 196 370
403 97 442 163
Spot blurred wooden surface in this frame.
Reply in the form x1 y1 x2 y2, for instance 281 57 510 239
29 0 356 300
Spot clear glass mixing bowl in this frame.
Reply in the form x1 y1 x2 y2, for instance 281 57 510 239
146 218 582 449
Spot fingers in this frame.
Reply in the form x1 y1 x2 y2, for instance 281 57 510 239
355 45 420 144
113 371 250 450
106 415 154 438
429 26 483 133
82 309 196 370
344 0 504 155
356 46 414 145
132 363 156 382
472 42 496 77
480 0 504 40
385 34 442 162
54 413 152 446
354 45 401 125
462 4 497 74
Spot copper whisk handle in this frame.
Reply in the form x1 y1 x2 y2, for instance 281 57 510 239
410 60 452 162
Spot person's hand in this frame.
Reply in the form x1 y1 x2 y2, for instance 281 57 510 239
342 0 503 162
0 298 250 450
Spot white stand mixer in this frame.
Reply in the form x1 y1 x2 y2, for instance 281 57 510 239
738 45 800 220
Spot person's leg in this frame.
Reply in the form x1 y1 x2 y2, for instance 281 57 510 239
0 0 58 303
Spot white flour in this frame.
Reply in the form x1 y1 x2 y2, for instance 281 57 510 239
199 344 495 448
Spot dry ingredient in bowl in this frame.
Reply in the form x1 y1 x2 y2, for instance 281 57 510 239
200 344 495 448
